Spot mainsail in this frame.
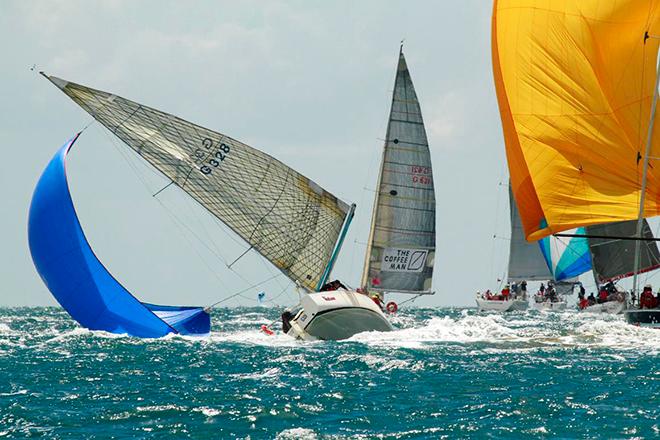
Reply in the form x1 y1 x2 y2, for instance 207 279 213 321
586 220 660 283
493 1 660 240
507 186 551 281
43 75 352 292
361 49 435 294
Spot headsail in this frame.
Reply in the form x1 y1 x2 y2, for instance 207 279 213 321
538 229 591 282
28 134 210 337
507 186 551 281
493 0 660 240
43 75 352 292
361 49 435 294
586 220 660 283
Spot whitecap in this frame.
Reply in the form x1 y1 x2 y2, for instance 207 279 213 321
275 428 318 440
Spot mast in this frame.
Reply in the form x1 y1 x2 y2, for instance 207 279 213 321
317 203 356 290
632 35 660 296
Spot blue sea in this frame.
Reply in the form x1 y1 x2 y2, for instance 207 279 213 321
1 307 659 439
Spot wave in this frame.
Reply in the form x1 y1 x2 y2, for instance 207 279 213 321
345 311 660 353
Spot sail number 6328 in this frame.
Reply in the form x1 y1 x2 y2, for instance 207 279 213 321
199 138 230 175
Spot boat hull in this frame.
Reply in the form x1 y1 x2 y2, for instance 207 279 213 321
580 301 625 315
287 291 393 340
532 300 567 312
623 309 660 328
476 298 528 312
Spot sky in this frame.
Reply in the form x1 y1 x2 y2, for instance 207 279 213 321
0 0 517 308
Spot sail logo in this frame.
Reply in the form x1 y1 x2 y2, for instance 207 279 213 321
381 248 428 272
411 165 432 185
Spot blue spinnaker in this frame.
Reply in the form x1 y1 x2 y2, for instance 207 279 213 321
28 134 210 338
538 228 592 282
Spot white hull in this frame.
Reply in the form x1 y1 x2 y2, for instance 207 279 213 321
476 298 528 312
580 301 625 315
286 290 393 341
532 300 567 312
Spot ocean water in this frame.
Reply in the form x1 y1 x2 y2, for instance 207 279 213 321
0 307 659 439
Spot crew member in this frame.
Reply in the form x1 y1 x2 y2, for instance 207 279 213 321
281 310 294 333
640 285 657 309
587 292 596 306
501 284 511 300
371 292 385 310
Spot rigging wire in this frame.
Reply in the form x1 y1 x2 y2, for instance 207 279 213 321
95 125 289 306
205 272 284 310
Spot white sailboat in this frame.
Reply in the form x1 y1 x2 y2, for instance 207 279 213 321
477 187 536 312
287 47 436 339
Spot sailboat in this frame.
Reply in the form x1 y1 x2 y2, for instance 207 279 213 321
477 186 547 312
286 47 436 339
30 74 366 338
492 0 660 327
580 220 660 314
477 185 589 312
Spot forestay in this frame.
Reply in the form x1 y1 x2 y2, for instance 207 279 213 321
586 220 660 283
361 50 435 294
45 75 351 292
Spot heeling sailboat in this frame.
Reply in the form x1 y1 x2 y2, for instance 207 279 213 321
360 47 436 301
492 0 660 326
32 73 391 339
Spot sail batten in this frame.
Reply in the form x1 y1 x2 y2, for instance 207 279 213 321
361 50 435 294
45 75 351 291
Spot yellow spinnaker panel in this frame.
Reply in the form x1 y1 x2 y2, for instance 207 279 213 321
493 0 660 241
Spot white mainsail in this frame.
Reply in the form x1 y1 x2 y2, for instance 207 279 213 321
361 49 435 294
44 75 353 292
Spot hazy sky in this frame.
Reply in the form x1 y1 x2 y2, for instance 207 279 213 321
1 0 517 308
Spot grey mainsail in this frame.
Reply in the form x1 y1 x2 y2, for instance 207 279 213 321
586 221 660 283
507 186 551 281
44 75 352 292
361 49 435 294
